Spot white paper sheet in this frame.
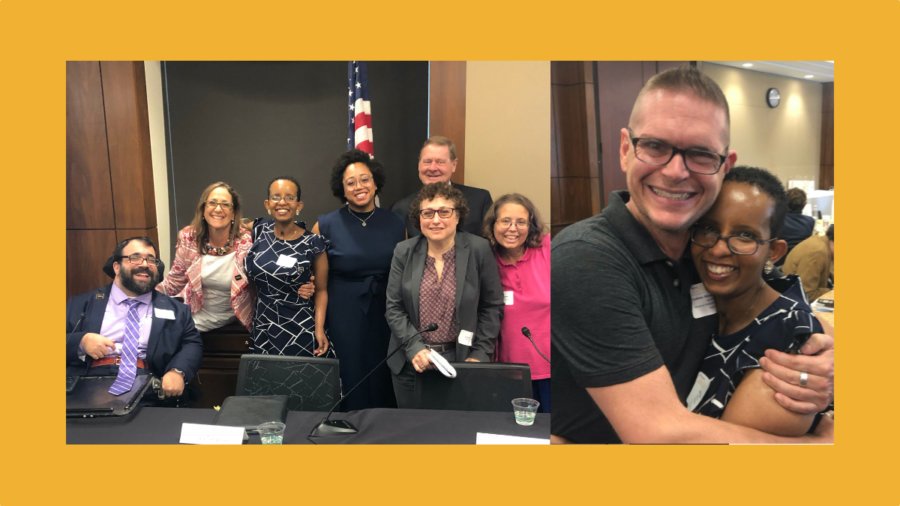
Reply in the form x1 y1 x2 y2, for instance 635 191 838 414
475 432 550 445
179 423 246 445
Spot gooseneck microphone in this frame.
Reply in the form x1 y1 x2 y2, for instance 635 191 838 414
309 323 439 440
521 327 550 364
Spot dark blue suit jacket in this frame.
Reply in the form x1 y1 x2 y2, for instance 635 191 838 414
66 284 203 381
390 183 493 237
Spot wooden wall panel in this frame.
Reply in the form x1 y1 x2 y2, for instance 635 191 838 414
67 61 158 298
595 61 690 209
429 61 467 181
820 82 834 189
67 230 117 296
66 61 114 229
550 61 600 235
102 62 156 230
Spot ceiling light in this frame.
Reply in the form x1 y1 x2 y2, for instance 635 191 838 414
804 74 815 79
742 63 753 68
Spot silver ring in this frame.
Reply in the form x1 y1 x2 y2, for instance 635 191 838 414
799 371 809 387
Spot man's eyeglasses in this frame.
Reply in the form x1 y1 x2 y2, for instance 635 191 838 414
628 128 727 175
206 200 233 210
690 225 774 255
497 218 529 230
419 207 456 220
117 253 161 266
268 195 298 203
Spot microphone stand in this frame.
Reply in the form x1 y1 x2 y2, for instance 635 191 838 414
309 323 437 439
521 327 550 364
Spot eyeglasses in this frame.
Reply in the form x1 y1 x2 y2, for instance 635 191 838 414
117 253 161 266
690 225 774 255
628 128 727 175
420 158 450 167
497 218 529 230
268 195 298 203
206 200 233 210
344 175 373 189
419 207 456 219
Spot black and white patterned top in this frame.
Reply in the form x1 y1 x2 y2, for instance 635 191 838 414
245 218 334 357
687 275 822 418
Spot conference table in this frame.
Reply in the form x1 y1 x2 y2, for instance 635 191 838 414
67 407 550 444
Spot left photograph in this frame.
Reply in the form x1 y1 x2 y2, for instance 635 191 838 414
66 61 551 444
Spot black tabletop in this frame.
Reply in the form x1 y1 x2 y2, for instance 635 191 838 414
67 407 550 444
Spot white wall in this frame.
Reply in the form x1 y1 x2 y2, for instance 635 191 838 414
463 61 552 227
144 61 171 268
703 62 823 186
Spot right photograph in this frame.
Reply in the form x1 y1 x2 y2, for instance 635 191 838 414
550 61 835 444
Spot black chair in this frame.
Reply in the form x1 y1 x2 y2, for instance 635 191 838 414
235 354 341 412
413 362 532 411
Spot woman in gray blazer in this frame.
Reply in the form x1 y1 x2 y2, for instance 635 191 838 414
385 182 504 408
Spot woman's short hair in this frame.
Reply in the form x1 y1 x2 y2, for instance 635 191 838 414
408 182 468 232
482 193 547 250
266 176 302 199
786 188 807 213
723 166 787 238
329 149 387 202
190 181 243 248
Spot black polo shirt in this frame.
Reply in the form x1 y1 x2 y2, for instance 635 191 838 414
551 191 715 443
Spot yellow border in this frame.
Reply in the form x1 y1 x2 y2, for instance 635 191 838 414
2 0 894 503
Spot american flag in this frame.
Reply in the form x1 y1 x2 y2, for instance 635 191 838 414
347 61 373 155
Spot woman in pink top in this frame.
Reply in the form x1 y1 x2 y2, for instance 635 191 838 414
483 194 551 412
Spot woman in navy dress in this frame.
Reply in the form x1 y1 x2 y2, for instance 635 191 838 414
245 176 332 357
313 150 405 409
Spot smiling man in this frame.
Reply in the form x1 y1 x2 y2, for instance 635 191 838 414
66 237 203 401
391 136 493 237
551 66 834 444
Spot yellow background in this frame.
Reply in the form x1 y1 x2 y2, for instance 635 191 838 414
1 0 893 503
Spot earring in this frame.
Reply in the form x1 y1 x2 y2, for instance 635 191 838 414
764 260 774 275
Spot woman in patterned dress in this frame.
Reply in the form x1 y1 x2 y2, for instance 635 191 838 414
245 176 331 357
687 166 824 436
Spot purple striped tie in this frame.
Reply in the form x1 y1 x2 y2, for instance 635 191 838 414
109 299 142 396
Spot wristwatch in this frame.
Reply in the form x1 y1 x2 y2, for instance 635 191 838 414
169 368 186 381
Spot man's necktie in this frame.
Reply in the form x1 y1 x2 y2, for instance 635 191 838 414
108 299 142 395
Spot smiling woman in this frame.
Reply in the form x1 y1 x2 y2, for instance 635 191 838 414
157 181 254 332
687 166 825 436
312 150 405 410
245 176 332 358
385 182 504 408
482 194 551 412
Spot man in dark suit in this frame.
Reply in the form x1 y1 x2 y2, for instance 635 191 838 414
777 187 816 266
66 236 202 399
390 136 493 236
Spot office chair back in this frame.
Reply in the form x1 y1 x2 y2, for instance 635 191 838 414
413 362 532 411
235 354 341 412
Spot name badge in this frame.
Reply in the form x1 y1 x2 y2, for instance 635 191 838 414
503 290 514 306
276 254 297 268
457 329 474 347
685 371 712 411
690 283 716 319
154 308 176 320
